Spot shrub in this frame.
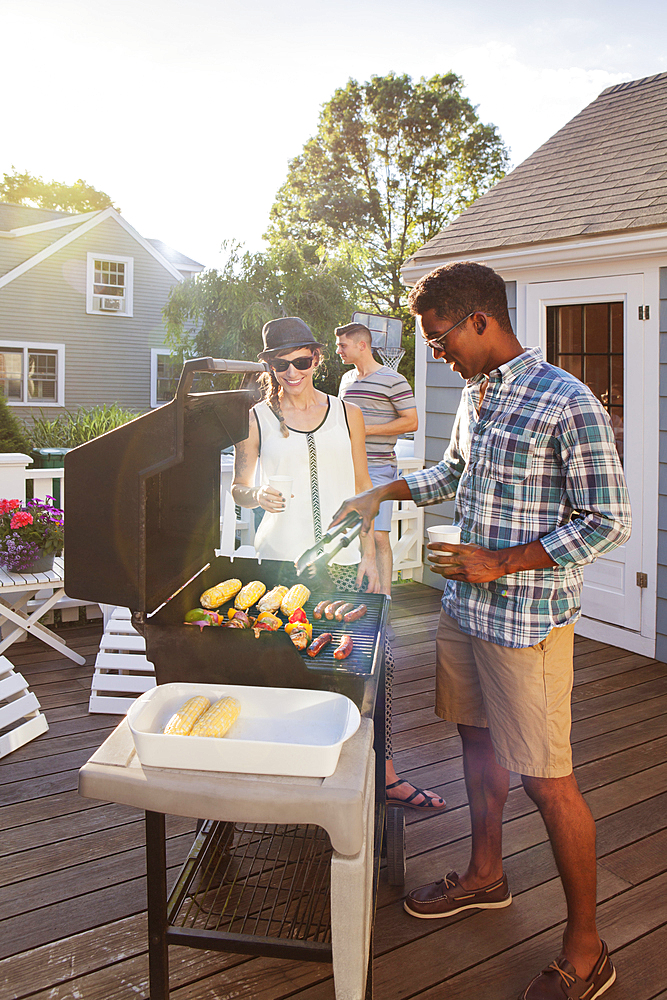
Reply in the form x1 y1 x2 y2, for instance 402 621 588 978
26 403 139 449
0 394 32 454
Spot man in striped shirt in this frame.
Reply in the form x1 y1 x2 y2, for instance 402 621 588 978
336 322 418 596
331 263 630 1000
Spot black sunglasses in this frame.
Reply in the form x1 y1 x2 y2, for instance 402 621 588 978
270 355 315 372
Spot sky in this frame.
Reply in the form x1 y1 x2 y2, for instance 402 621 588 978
2 0 667 270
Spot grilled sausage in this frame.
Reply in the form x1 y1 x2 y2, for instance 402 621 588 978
313 599 329 620
343 604 367 623
334 602 355 621
307 633 333 657
333 635 353 659
325 600 346 620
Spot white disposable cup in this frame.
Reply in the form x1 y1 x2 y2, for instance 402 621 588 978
268 476 293 513
427 525 461 553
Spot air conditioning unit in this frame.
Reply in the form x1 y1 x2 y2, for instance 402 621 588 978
100 297 123 312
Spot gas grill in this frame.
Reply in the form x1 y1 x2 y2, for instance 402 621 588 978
67 358 405 1000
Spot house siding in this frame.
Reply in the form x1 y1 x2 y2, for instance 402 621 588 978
420 281 517 590
656 266 667 661
0 216 180 416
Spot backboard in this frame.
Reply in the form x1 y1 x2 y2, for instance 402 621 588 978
351 312 403 352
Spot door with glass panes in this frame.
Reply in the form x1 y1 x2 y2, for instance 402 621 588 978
525 275 643 632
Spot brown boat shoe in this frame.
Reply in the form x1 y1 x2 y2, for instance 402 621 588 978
518 941 616 1000
403 870 512 919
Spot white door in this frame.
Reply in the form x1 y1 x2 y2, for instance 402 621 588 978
525 275 644 633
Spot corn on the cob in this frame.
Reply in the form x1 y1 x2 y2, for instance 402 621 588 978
163 695 210 735
200 579 242 609
234 580 266 610
280 584 311 617
190 696 241 738
256 585 289 613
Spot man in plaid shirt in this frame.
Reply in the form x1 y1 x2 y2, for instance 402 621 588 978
331 262 630 1000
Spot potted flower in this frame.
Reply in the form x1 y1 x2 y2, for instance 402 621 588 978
0 498 64 574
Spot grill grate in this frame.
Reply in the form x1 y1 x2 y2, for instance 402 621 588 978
169 820 333 945
297 591 386 675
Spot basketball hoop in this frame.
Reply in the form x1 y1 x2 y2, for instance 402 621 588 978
377 348 405 370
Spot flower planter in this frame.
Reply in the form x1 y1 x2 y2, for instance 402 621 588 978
0 498 64 574
23 552 55 574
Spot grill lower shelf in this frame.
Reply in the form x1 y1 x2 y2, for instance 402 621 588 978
167 820 333 959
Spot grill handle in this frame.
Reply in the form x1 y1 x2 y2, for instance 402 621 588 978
176 357 269 402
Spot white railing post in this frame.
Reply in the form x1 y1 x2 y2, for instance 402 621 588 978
391 455 424 582
0 454 33 503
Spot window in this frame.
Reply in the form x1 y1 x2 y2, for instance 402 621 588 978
0 343 65 406
86 253 134 316
151 349 181 407
547 302 623 459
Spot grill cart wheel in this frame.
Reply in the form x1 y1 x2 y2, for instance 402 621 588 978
385 804 406 885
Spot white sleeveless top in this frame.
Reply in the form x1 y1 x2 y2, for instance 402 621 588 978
252 396 360 565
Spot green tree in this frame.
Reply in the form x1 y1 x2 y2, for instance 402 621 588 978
0 395 32 455
163 241 359 394
266 71 509 379
0 167 117 213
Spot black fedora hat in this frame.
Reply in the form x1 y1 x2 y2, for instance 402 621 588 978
258 317 325 360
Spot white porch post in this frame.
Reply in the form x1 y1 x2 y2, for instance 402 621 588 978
0 454 33 502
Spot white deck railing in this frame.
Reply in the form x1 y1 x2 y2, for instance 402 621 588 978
219 452 425 582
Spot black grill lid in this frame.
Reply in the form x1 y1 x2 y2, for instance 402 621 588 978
64 358 265 614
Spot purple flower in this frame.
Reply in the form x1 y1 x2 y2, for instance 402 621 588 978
0 536 41 572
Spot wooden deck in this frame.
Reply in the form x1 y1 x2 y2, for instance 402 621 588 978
2 581 666 1000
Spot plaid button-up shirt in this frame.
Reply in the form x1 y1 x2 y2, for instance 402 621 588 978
404 348 632 648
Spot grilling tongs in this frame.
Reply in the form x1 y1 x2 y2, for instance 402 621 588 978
294 511 362 578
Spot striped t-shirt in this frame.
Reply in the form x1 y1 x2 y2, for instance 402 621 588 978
339 365 416 467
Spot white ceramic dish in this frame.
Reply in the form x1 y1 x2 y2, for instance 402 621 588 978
126 682 361 777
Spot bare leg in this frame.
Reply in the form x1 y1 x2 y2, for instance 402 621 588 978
522 772 601 979
458 724 509 887
374 530 393 597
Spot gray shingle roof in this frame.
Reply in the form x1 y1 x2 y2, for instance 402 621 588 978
146 239 204 270
405 71 667 267
0 203 85 231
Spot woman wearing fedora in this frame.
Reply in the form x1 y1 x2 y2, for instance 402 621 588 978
232 316 446 812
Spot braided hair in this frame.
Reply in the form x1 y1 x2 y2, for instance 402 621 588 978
258 368 290 438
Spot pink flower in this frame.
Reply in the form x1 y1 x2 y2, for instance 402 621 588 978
10 512 33 529
0 499 20 514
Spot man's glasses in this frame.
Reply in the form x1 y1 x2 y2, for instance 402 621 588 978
422 311 476 350
270 355 315 372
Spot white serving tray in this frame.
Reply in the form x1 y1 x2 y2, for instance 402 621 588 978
126 682 361 778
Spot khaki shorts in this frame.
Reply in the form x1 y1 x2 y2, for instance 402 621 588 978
435 611 575 778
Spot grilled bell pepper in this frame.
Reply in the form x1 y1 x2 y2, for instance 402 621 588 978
255 611 282 630
285 621 312 649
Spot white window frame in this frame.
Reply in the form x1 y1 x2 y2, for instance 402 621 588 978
151 348 181 408
0 341 65 407
86 252 134 317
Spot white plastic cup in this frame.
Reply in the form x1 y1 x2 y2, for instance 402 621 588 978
427 525 461 553
268 476 293 512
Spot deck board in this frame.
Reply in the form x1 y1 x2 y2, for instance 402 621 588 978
1 581 666 999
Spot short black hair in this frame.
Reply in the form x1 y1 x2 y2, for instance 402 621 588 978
408 262 513 335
